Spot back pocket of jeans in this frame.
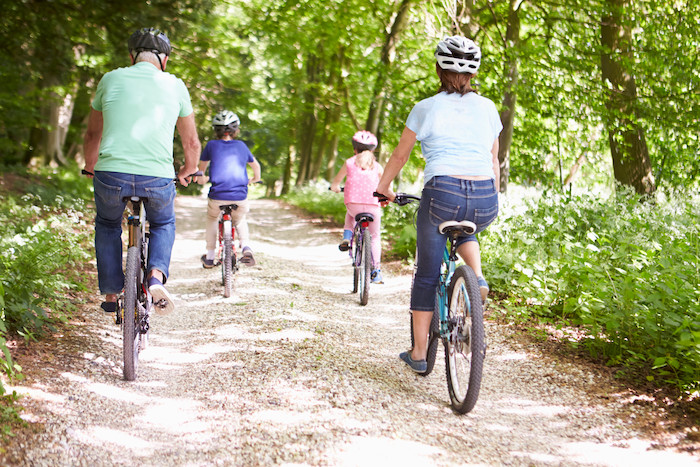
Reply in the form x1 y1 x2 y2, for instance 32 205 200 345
474 204 499 230
429 198 459 226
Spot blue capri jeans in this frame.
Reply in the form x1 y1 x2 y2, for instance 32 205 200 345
93 171 176 295
410 176 499 312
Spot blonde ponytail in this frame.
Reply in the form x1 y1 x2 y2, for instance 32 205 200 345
354 150 376 170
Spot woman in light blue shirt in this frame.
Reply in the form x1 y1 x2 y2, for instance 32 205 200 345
376 36 502 374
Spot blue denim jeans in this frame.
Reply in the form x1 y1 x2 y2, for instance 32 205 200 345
93 171 176 294
410 176 498 311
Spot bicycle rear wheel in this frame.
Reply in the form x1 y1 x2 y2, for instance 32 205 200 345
123 246 141 381
444 265 485 414
358 232 371 305
222 229 233 298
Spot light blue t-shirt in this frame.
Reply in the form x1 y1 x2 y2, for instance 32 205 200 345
406 92 503 183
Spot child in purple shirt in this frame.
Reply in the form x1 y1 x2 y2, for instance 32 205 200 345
196 110 261 268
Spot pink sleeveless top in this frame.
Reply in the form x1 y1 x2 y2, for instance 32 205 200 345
344 156 381 205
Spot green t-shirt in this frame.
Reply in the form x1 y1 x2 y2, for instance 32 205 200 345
91 62 193 178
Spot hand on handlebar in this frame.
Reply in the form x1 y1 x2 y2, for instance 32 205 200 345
373 188 395 207
177 167 202 186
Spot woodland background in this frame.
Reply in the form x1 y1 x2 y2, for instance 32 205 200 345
0 0 698 427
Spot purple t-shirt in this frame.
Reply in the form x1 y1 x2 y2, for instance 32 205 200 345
200 139 255 201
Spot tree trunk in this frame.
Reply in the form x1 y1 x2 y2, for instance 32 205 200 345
600 0 655 194
497 0 522 193
295 53 321 186
281 144 296 196
365 0 415 136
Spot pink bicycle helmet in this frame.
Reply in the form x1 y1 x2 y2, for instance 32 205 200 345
352 130 378 151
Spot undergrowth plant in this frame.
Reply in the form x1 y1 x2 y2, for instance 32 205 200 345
481 188 700 394
0 165 94 435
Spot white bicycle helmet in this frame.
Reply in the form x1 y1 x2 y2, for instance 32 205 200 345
351 130 378 150
212 110 240 128
435 36 481 74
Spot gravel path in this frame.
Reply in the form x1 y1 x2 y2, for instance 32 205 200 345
2 195 698 466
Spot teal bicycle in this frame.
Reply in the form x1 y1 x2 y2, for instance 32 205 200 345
379 192 486 414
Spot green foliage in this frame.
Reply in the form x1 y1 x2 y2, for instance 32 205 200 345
480 187 700 392
282 182 346 224
0 166 93 400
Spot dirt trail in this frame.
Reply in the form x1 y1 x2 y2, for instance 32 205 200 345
2 195 698 466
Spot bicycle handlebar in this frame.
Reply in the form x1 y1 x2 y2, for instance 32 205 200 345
373 192 421 206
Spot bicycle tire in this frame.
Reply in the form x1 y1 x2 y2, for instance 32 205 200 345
123 246 141 381
223 233 233 298
444 265 485 414
352 266 359 293
358 232 371 305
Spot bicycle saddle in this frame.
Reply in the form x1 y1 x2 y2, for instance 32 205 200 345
219 203 239 211
439 220 476 236
355 212 374 223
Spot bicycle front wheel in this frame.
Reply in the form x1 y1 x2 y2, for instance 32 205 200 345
444 265 485 414
358 232 371 305
123 246 141 381
223 231 233 298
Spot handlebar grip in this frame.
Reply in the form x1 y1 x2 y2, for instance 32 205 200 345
81 169 94 176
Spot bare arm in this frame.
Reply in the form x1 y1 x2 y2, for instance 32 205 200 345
176 113 201 186
83 109 103 176
248 158 262 184
491 137 500 193
330 164 347 193
195 160 209 185
375 126 417 202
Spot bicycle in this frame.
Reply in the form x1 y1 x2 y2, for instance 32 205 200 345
83 170 181 381
332 187 375 306
217 203 240 298
377 192 486 414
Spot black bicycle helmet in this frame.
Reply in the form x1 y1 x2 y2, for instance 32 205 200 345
128 28 172 56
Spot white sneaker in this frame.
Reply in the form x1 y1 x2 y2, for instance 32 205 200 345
149 279 174 315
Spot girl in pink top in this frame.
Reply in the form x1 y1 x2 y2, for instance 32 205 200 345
331 131 385 283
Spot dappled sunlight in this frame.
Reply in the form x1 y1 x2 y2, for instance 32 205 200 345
496 398 569 417
329 436 450 467
86 382 145 403
141 342 230 366
73 426 158 453
9 384 67 406
211 322 315 343
493 351 528 361
136 399 211 436
562 439 700 466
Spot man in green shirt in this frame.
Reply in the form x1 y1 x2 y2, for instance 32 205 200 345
83 28 200 315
